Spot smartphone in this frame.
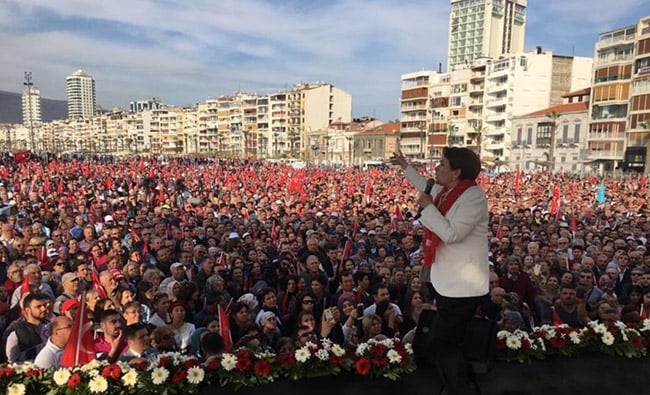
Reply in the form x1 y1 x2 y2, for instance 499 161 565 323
356 303 364 318
324 308 334 322
576 285 586 299
533 264 541 276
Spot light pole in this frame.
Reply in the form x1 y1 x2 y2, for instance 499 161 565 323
23 72 35 151
345 136 353 167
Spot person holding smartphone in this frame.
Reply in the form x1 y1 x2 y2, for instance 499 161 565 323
390 147 488 395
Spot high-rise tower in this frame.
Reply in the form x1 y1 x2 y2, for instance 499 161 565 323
66 69 96 118
448 0 527 70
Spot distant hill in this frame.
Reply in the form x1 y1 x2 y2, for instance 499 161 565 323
0 90 68 124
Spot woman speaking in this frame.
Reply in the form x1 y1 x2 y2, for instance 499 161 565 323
390 147 489 395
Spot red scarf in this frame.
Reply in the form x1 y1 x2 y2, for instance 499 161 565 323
423 179 477 267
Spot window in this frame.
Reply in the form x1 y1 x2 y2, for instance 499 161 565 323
562 124 569 142
574 124 581 142
527 127 533 143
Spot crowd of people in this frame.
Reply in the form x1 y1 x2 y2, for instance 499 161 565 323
0 154 648 372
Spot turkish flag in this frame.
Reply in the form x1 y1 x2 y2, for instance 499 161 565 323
60 293 96 367
14 151 31 164
218 304 233 352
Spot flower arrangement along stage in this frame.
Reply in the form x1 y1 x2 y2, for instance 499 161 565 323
0 338 416 395
496 320 649 363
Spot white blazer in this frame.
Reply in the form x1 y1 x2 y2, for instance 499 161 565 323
406 166 489 298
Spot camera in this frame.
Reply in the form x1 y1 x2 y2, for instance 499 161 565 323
356 303 364 318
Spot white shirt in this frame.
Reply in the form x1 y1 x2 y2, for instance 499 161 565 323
34 339 63 369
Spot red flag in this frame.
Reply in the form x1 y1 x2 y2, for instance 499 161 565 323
218 304 233 352
341 238 353 262
270 220 279 244
551 306 563 327
60 293 96 367
514 166 521 191
640 174 648 187
496 217 504 240
20 274 30 298
569 215 577 233
14 151 31 164
218 252 228 269
90 267 108 299
394 203 404 221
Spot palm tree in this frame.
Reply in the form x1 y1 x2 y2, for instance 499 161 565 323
640 120 650 173
288 130 299 158
546 110 561 173
471 122 486 158
417 123 427 159
323 135 332 164
446 123 456 146
242 128 250 158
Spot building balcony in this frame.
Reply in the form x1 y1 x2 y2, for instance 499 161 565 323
469 84 484 93
468 99 483 107
486 113 506 122
401 104 428 111
400 115 428 122
596 34 636 50
485 98 506 108
587 149 624 160
631 83 650 95
595 54 634 65
485 142 505 151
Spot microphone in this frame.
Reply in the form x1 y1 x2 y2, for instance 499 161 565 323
414 178 436 220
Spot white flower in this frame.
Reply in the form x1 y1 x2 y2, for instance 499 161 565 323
122 369 138 387
355 343 369 356
305 341 318 349
496 330 510 340
221 354 237 371
89 376 108 393
544 329 556 340
382 339 395 348
593 324 607 334
315 349 330 361
7 383 26 395
404 343 414 355
80 359 102 372
642 318 650 331
387 349 402 364
53 368 71 386
506 335 522 350
614 321 626 330
320 338 332 350
602 332 615 346
331 344 346 357
569 332 581 345
187 366 205 385
295 347 311 363
151 367 170 385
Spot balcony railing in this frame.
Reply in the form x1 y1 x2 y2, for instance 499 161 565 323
587 150 624 159
587 132 626 140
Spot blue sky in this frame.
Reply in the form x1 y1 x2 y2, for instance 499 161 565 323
1 0 648 121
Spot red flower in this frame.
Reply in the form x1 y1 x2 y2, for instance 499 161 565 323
205 357 220 371
0 367 15 378
276 353 296 368
172 369 187 384
130 359 150 370
372 357 389 367
329 355 344 366
23 368 42 377
67 373 82 388
158 356 170 368
236 349 252 361
101 364 122 380
521 338 531 350
236 358 252 372
185 358 200 369
355 357 372 376
496 339 506 350
370 344 387 357
631 335 647 349
253 360 272 377
549 337 566 349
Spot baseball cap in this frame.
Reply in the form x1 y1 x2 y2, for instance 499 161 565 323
110 268 124 280
170 262 184 270
61 273 78 283
228 232 239 239
104 215 114 223
61 298 81 314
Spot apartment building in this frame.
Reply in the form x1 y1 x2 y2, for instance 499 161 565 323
448 0 527 71
481 49 592 163
66 69 96 118
400 70 440 159
626 17 650 171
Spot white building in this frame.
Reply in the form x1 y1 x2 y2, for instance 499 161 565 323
66 69 96 118
512 88 591 173
22 86 41 126
448 0 527 71
481 49 593 163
